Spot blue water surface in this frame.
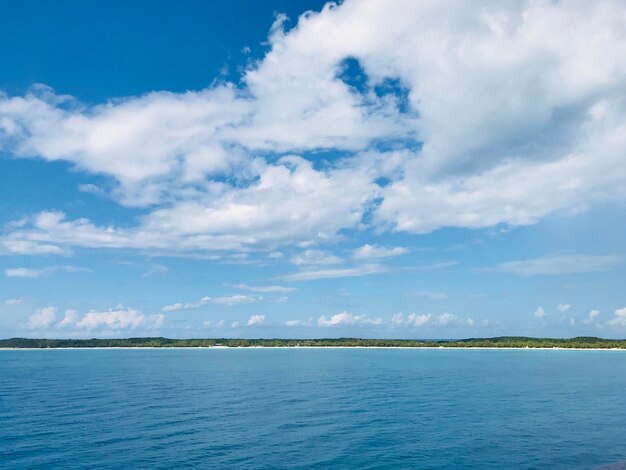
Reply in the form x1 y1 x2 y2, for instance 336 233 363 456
1 348 625 469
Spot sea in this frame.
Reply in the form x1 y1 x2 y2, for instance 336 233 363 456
1 348 625 469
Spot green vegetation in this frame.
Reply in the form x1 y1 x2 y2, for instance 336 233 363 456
1 336 626 349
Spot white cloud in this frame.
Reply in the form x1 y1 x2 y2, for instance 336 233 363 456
435 313 461 327
231 321 241 328
534 307 546 318
285 318 314 327
78 183 103 195
4 265 91 278
2 156 377 255
203 319 226 328
288 312 474 328
415 291 448 300
1 240 68 256
414 261 458 271
1 0 626 256
391 312 471 328
161 303 184 312
496 255 622 276
557 303 571 313
584 309 601 324
141 264 168 277
229 283 295 293
162 294 261 311
369 1 626 232
58 309 79 327
291 249 342 266
391 313 432 327
23 305 164 332
27 306 57 329
0 85 251 205
317 311 382 327
4 298 23 306
281 263 385 282
76 308 143 330
201 295 260 306
75 307 163 331
378 147 626 234
352 244 407 260
5 268 43 278
608 307 626 327
247 314 266 326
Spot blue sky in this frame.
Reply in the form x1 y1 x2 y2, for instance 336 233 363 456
1 0 626 339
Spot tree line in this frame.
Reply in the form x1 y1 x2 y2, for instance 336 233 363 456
1 336 626 349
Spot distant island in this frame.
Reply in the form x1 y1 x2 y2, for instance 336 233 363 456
1 337 626 349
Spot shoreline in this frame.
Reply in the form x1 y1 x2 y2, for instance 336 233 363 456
2 346 626 351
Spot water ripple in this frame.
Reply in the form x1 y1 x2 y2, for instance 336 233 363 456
1 349 626 468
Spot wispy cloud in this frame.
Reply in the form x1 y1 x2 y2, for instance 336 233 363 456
285 318 314 327
391 312 473 328
495 255 622 276
5 265 91 278
281 264 385 282
291 249 342 266
78 183 104 195
141 264 168 277
415 290 448 300
5 268 41 278
317 311 383 327
162 294 261 312
413 261 458 271
352 244 408 260
1 240 69 256
228 283 295 293
203 319 226 328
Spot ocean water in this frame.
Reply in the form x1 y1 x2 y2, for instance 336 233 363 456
1 349 625 469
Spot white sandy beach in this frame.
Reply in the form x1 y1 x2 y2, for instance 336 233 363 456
2 346 626 351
